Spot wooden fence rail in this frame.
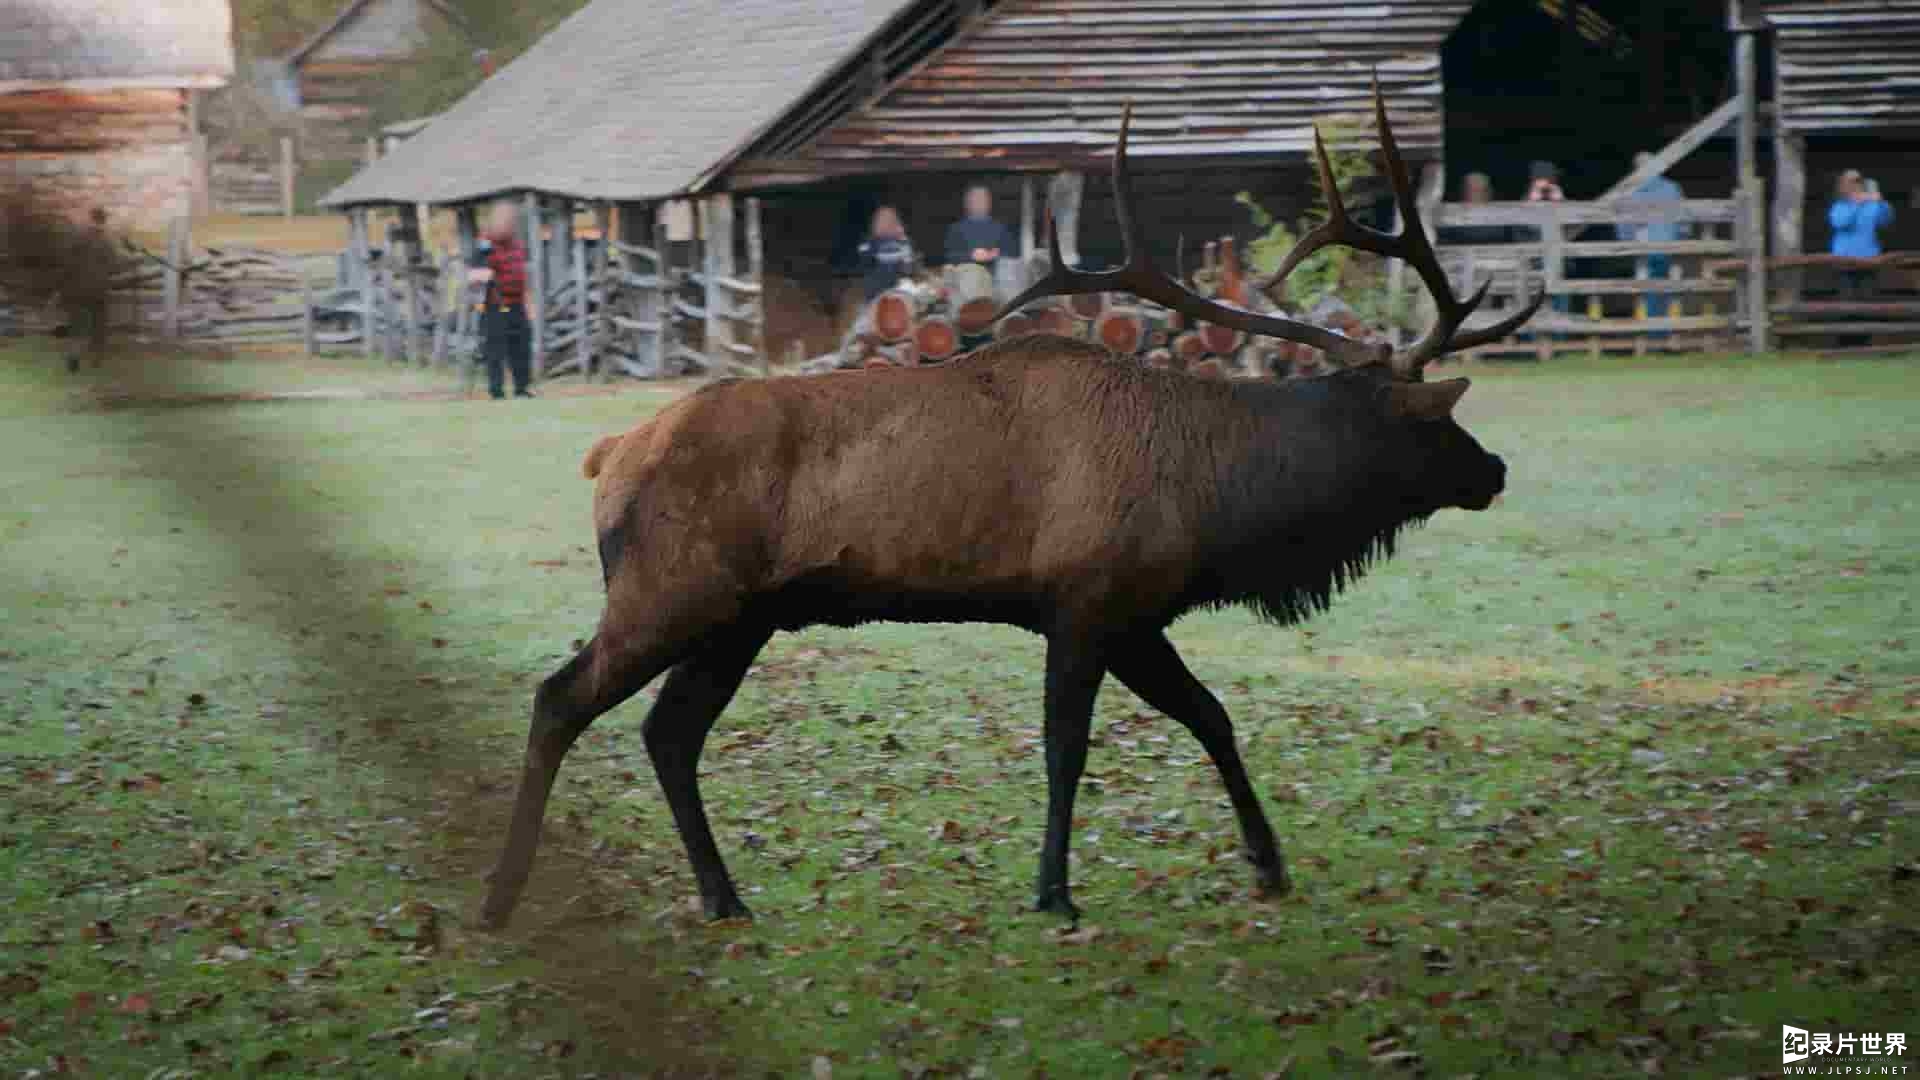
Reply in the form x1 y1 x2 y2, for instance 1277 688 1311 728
1428 194 1759 358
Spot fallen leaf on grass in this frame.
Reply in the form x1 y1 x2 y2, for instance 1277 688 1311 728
116 992 152 1015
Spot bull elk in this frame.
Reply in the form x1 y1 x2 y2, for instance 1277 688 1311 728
480 89 1543 928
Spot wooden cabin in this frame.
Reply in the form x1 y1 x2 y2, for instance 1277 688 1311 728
282 0 470 168
320 0 1920 370
0 0 234 231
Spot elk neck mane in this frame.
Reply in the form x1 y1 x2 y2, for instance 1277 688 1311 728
956 337 1429 628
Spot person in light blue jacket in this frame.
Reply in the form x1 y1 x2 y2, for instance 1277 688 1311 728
1830 170 1895 301
1619 152 1688 320
1830 170 1894 257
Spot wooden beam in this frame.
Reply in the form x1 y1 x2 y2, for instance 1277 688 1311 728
650 204 669 376
1019 175 1036 282
1048 171 1083 267
1773 132 1805 303
402 203 424 365
745 196 766 374
1743 182 1766 351
524 191 545 375
703 194 737 372
301 274 316 358
280 135 296 218
571 227 589 378
350 209 373 359
454 205 478 265
1735 29 1758 186
1598 97 1741 200
163 214 187 339
591 202 612 381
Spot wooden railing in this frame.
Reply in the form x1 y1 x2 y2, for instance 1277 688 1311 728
1707 253 1920 353
1425 195 1759 358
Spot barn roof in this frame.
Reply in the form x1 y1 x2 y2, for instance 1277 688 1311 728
319 0 918 208
0 0 233 93
1748 0 1920 132
284 0 468 68
323 0 1481 209
728 0 1476 186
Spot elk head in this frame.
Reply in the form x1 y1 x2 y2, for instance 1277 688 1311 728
995 81 1543 514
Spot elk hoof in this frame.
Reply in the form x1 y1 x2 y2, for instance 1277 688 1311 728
476 895 516 932
1253 860 1292 898
704 894 754 922
477 871 525 931
1033 887 1080 922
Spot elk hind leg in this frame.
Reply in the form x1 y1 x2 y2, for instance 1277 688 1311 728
1108 632 1288 895
480 633 677 929
1035 638 1105 920
643 621 772 920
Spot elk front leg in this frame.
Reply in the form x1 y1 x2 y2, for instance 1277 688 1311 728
1107 632 1288 896
642 622 772 920
1035 638 1105 920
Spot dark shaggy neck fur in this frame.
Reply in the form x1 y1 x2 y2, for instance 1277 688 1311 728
1065 355 1434 628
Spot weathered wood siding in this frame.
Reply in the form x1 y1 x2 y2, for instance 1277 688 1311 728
293 0 457 166
0 89 193 229
732 0 1473 184
1754 1 1920 132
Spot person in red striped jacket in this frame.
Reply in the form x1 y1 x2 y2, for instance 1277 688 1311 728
466 202 535 399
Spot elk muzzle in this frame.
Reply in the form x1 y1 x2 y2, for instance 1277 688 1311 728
1457 451 1506 511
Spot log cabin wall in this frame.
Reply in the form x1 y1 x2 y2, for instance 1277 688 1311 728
289 0 465 170
1746 1 1920 256
0 89 195 230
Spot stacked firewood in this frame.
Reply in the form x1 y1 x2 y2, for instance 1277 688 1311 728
109 245 335 344
806 235 1387 379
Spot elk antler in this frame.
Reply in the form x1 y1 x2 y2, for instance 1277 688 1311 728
994 81 1545 378
1255 77 1545 376
993 106 1389 370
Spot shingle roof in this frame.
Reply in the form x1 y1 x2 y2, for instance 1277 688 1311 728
0 0 233 91
284 0 467 68
319 0 915 208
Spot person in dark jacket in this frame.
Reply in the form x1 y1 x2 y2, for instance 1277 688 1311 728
943 184 1015 268
466 201 534 399
856 205 916 300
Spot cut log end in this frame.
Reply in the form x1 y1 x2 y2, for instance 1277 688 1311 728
955 297 999 336
1095 307 1146 355
870 290 916 342
914 316 959 360
1197 323 1243 356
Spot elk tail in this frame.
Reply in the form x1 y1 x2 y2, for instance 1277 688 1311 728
581 434 621 480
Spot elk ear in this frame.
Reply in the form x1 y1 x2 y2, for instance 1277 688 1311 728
1384 378 1470 421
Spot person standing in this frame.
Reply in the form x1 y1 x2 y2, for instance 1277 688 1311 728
1829 170 1895 295
467 201 534 399
856 206 916 300
64 207 117 373
1621 152 1687 321
943 184 1015 268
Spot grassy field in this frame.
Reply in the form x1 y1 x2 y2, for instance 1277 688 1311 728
2 345 1916 1078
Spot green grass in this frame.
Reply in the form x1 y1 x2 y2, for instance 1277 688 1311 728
2 345 1916 1078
